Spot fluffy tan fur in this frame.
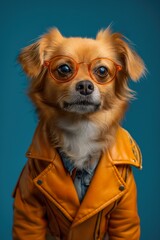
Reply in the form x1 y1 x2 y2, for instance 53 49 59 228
18 27 145 168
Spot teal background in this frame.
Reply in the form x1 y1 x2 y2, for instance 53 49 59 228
1 0 160 239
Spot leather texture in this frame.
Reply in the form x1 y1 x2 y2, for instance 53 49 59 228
13 122 142 240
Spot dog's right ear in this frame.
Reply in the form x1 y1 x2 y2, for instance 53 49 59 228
18 28 63 78
96 27 146 81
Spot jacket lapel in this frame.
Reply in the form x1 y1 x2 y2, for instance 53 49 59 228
33 152 80 221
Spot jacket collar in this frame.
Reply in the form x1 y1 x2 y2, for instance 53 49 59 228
26 122 142 169
108 127 142 169
26 121 56 162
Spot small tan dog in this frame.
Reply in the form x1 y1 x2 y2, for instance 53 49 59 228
13 27 145 240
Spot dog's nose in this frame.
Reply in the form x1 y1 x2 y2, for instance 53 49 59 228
76 80 94 95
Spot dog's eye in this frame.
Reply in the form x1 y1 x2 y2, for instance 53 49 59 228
57 64 72 75
95 66 109 78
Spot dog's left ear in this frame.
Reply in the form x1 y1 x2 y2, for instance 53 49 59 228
97 28 146 81
18 28 63 78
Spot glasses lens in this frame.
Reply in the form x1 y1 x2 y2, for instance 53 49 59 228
50 57 76 82
90 59 117 84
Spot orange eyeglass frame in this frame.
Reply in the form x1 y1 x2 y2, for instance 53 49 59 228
43 55 122 85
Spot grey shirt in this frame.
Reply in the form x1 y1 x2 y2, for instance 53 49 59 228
58 149 99 202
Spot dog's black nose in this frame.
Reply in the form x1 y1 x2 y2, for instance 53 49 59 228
76 80 94 95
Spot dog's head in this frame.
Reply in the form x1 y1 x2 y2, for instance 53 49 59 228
19 27 145 124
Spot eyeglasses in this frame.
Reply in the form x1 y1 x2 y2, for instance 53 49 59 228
43 55 122 85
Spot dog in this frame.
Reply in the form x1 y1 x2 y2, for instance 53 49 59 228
13 27 145 240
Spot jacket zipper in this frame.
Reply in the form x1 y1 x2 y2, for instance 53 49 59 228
94 211 103 240
94 201 118 240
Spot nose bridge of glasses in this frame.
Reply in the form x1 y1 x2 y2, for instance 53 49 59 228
78 61 89 67
76 61 91 76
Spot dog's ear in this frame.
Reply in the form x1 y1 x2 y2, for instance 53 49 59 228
18 28 63 78
96 28 146 81
111 32 146 81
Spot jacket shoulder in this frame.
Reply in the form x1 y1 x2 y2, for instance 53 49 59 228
108 127 142 169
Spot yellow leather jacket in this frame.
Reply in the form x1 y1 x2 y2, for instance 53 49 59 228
13 123 142 240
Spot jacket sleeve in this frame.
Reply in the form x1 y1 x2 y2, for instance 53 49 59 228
108 166 140 240
13 163 48 240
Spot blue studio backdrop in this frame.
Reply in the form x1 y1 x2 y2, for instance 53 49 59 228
1 0 160 239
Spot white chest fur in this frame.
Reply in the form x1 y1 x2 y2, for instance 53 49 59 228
57 118 102 169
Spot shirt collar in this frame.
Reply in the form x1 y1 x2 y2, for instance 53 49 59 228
57 149 75 175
